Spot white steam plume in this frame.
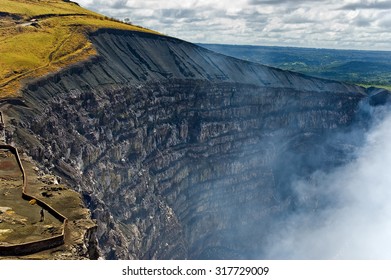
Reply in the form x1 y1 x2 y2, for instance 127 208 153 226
265 107 391 259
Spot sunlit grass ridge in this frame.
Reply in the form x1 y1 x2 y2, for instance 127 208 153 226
0 0 160 97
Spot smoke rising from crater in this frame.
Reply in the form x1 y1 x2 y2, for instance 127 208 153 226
264 105 391 259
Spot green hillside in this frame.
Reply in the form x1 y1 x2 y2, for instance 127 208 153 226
0 0 159 98
199 43 391 91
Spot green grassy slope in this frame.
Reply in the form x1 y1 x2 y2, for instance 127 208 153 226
0 0 160 97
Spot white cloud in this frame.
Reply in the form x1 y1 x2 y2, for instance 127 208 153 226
75 0 389 59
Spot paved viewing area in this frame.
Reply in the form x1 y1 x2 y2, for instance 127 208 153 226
0 111 67 256
0 148 63 246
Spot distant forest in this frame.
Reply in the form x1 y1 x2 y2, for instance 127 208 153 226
198 44 391 90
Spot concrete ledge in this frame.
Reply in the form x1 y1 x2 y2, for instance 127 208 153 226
0 143 68 256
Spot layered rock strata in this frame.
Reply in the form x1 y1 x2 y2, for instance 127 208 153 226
3 30 373 259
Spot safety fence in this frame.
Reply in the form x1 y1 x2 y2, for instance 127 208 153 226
0 143 68 256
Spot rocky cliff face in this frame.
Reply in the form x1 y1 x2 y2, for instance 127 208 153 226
4 29 374 259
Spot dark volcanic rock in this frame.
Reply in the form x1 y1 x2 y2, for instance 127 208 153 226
4 30 373 259
367 87 391 106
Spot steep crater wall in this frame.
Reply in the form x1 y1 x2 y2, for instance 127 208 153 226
7 30 369 259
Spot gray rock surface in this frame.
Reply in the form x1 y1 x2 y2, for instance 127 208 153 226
4 30 377 259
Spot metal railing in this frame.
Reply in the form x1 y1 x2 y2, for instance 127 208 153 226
0 118 68 256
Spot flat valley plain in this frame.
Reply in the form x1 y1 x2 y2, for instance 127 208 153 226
199 43 391 91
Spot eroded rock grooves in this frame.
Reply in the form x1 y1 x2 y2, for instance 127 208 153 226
4 30 373 259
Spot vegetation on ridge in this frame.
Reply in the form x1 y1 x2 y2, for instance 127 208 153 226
0 0 160 98
199 44 391 91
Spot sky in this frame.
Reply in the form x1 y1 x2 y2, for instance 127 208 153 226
75 0 391 51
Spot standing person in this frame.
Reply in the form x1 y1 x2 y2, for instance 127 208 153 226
40 208 44 222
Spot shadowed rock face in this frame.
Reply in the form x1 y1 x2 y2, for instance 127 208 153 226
6 30 372 259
